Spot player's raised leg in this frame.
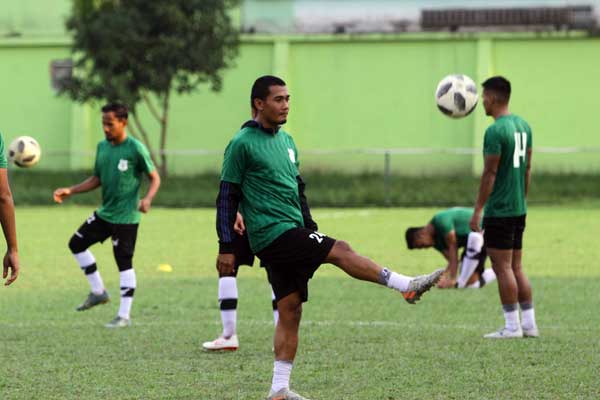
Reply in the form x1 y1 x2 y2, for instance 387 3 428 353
69 215 110 311
324 239 443 304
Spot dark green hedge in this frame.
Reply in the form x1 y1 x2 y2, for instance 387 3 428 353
8 169 599 207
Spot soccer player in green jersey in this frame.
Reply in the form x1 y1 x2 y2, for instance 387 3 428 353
0 133 19 286
405 207 496 289
53 103 161 328
216 75 443 400
470 76 539 339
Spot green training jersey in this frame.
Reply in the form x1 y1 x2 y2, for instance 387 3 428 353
483 114 532 218
221 125 304 253
430 207 473 252
0 133 7 168
94 136 155 224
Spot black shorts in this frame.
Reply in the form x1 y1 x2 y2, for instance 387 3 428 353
74 212 139 270
256 228 336 303
233 232 255 269
483 215 526 250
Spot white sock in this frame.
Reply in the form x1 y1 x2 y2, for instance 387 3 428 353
271 360 293 393
482 268 496 284
520 303 537 329
271 287 279 326
73 250 105 295
457 232 484 288
380 268 412 292
219 277 238 338
502 304 520 331
86 271 105 295
118 269 136 319
466 280 481 289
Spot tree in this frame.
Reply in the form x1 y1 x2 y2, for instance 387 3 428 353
61 0 240 176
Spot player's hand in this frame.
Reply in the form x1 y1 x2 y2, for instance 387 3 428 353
234 212 246 235
437 276 456 289
138 197 152 213
53 187 72 204
470 210 482 232
3 249 19 286
216 253 235 275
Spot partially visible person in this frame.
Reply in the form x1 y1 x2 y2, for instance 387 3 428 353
0 132 19 286
405 207 496 289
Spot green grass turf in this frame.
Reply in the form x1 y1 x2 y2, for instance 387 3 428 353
1 206 598 399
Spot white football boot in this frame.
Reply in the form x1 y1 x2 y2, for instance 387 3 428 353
483 327 523 339
202 335 239 351
266 388 311 400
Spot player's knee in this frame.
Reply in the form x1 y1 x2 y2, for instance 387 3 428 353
115 256 133 272
68 234 87 254
218 268 238 278
331 240 355 263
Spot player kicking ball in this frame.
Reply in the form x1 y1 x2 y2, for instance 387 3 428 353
216 75 443 400
53 103 160 328
405 207 496 289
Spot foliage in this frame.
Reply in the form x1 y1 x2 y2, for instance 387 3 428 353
61 0 240 175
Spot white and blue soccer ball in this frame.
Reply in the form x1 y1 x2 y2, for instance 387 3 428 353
8 136 41 168
435 74 478 118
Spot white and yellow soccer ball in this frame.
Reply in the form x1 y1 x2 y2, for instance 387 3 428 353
435 74 478 118
8 136 41 168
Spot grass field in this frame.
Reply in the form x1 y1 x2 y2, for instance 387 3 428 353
1 206 599 399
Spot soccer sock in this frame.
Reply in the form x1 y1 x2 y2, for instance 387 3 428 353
271 360 293 393
457 232 484 288
379 268 412 292
520 302 537 329
502 303 520 331
482 268 496 284
118 269 136 319
271 287 279 326
466 280 481 289
219 277 238 338
73 250 104 295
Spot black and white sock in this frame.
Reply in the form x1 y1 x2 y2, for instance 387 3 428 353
73 250 104 295
119 269 136 319
219 277 238 338
271 287 279 326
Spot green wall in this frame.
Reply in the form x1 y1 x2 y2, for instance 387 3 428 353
1 32 599 175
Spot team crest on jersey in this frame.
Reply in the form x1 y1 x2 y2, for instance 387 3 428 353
287 148 296 163
118 159 129 172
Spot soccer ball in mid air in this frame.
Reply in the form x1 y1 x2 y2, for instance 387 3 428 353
8 136 41 168
435 74 478 118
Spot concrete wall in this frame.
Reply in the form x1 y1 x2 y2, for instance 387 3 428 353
1 32 599 175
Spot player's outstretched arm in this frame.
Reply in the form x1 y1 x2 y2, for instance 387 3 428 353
0 169 18 286
53 175 101 203
471 155 500 231
139 170 161 213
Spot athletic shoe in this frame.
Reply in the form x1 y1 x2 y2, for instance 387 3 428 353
266 388 311 400
105 316 132 328
522 326 540 338
483 327 523 339
202 335 239 351
76 291 109 311
403 268 444 304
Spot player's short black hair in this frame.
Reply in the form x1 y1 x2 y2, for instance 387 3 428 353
251 75 286 110
405 227 423 249
101 103 128 120
482 76 511 104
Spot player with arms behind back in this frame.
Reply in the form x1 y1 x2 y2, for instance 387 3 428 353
471 77 539 339
54 103 160 328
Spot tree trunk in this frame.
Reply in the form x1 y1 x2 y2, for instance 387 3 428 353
159 90 170 177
